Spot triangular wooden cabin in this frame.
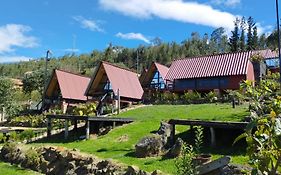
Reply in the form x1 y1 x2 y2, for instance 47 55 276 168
44 69 91 111
85 61 144 107
140 62 169 90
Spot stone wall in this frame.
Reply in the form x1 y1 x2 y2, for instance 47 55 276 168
0 142 164 175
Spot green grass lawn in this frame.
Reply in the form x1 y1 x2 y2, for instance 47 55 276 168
32 103 249 174
0 161 41 175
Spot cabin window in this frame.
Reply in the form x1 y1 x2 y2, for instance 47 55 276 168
150 71 165 89
103 80 112 91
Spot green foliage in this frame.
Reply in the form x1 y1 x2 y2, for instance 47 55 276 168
24 148 41 170
0 77 20 118
0 132 7 143
9 131 19 141
234 75 281 174
175 143 197 175
182 91 202 104
194 126 204 154
9 114 46 128
19 129 35 141
73 103 97 116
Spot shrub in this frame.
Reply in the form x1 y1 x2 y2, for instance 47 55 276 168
175 143 197 175
234 77 281 175
73 102 97 116
0 133 6 143
19 129 35 141
9 131 19 141
23 148 41 171
182 91 202 104
9 114 46 128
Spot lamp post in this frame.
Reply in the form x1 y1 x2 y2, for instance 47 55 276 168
42 50 52 111
276 0 281 83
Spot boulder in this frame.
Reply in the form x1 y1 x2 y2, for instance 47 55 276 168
135 135 162 158
165 138 184 158
125 166 150 175
156 121 172 147
151 170 165 175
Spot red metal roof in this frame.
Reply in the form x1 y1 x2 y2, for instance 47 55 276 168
55 70 90 101
165 50 273 81
86 62 144 100
154 62 169 81
102 62 144 100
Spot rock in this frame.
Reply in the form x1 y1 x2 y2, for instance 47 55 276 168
98 126 112 136
135 135 162 158
125 166 139 175
156 121 172 147
165 138 184 158
151 170 164 175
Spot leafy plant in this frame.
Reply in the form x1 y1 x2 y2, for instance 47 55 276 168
194 126 204 154
234 75 281 175
175 143 197 175
19 129 35 141
73 102 97 116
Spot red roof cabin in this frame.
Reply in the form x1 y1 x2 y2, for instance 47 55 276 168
140 62 169 90
44 69 91 112
85 61 144 107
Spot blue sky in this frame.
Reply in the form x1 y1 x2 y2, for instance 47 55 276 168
0 0 278 63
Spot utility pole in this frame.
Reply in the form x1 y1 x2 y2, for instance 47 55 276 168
42 50 52 111
276 0 281 83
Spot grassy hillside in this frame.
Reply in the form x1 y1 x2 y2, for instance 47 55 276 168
0 161 41 175
33 104 249 174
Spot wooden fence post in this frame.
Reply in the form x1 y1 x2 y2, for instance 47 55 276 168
210 127 216 147
64 119 69 139
47 117 52 138
86 120 90 140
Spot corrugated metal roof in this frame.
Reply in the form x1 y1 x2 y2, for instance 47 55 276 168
165 50 274 81
55 70 90 101
86 61 144 100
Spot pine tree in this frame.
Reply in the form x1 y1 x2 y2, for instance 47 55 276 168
247 16 255 50
252 26 259 50
239 17 246 51
258 34 267 49
229 18 240 52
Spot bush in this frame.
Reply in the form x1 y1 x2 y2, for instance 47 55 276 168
19 129 35 141
0 133 6 143
9 131 19 141
182 91 202 104
73 102 97 116
23 148 41 171
9 114 46 128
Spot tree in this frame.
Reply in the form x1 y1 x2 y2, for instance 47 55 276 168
247 16 256 50
252 26 259 50
229 18 240 52
259 33 267 49
210 27 226 53
0 77 19 117
239 17 246 51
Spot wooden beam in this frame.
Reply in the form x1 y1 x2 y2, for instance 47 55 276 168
210 127 216 147
64 119 69 139
86 120 90 140
197 156 231 175
47 117 52 138
168 119 248 130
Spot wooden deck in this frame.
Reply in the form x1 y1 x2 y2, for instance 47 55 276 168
168 119 248 147
46 114 134 139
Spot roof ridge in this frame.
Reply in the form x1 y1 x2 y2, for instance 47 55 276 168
55 69 90 78
101 61 137 73
173 49 271 62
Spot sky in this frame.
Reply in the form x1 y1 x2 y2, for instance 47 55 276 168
0 0 278 63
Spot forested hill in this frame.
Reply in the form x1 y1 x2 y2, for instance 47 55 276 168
0 18 279 79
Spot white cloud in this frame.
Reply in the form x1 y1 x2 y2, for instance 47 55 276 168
0 55 31 63
73 16 104 32
116 32 151 43
256 23 273 36
211 0 241 7
63 48 80 53
99 0 237 31
0 24 38 54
